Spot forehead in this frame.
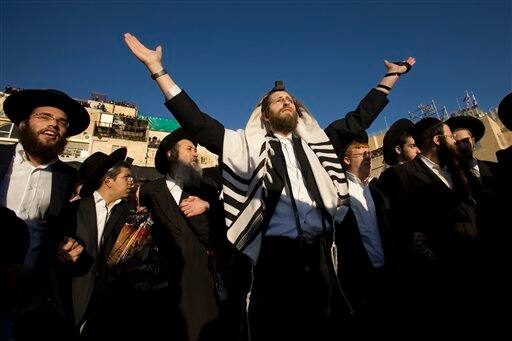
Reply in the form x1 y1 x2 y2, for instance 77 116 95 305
405 135 415 144
442 124 452 134
452 128 472 140
119 167 131 176
177 139 196 149
269 91 292 100
31 106 68 119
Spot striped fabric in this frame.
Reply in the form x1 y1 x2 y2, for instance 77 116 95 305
222 103 349 263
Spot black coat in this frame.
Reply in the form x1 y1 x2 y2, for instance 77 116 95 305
336 179 394 305
0 143 77 273
139 178 221 341
377 157 487 328
54 195 134 331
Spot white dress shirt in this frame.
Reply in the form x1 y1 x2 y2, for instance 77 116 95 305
265 134 325 239
468 158 481 181
0 143 58 270
165 174 183 204
93 191 121 247
346 172 385 268
419 154 453 189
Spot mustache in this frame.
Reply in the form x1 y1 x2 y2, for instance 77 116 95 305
38 127 61 138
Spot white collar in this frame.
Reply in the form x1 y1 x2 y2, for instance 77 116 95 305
346 171 372 186
93 191 122 208
419 154 448 172
165 174 183 188
15 143 58 169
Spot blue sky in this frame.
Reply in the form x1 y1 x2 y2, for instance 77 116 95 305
1 0 511 134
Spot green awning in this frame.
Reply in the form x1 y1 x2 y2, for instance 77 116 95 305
139 114 180 132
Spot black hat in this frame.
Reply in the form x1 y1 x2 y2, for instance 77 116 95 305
383 119 414 166
79 147 128 197
445 115 485 142
408 117 443 146
498 92 512 130
338 131 369 159
155 128 197 175
3 89 90 136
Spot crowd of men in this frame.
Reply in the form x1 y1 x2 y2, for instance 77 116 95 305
0 32 510 340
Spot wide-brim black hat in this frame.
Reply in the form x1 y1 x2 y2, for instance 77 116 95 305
445 115 485 142
408 117 443 145
3 89 90 136
79 147 127 197
155 128 197 175
383 118 414 165
498 92 512 130
337 131 369 159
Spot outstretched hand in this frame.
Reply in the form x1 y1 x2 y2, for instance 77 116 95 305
124 32 164 72
384 56 416 75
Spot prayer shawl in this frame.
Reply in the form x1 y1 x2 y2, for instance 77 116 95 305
222 101 349 263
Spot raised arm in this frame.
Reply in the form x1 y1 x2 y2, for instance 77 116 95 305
325 57 415 156
124 33 225 155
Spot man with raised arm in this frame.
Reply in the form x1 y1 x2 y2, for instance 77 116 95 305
125 32 414 341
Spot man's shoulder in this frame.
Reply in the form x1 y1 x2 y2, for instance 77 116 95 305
52 160 78 176
0 143 16 156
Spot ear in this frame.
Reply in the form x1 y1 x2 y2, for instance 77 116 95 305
261 112 270 122
19 121 27 129
433 135 441 147
103 177 112 189
166 150 176 161
342 156 351 167
394 145 402 155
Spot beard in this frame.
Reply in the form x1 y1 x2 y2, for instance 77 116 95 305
170 159 203 187
438 138 472 198
18 124 67 162
268 109 298 135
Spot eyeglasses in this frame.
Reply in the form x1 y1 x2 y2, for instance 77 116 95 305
348 151 372 159
31 112 69 128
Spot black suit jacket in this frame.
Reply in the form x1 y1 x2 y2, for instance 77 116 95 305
377 158 483 295
56 195 133 326
140 178 220 341
336 179 395 307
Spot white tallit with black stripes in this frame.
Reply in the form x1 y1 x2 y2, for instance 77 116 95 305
222 102 350 263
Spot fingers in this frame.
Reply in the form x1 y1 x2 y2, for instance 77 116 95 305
406 56 416 66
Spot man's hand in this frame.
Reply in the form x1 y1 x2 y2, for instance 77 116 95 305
180 196 210 217
384 56 416 75
57 237 84 263
376 56 416 94
124 33 164 73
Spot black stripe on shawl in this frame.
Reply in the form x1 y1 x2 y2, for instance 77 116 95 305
223 177 247 197
308 141 332 147
234 205 264 248
224 210 237 222
318 156 342 164
223 193 244 211
324 165 345 174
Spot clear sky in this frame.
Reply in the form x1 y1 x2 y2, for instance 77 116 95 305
1 0 511 134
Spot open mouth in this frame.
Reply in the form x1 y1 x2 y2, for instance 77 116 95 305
41 130 59 138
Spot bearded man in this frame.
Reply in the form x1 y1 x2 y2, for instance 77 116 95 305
378 117 490 335
0 89 90 340
125 32 414 340
0 89 90 273
139 128 228 341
